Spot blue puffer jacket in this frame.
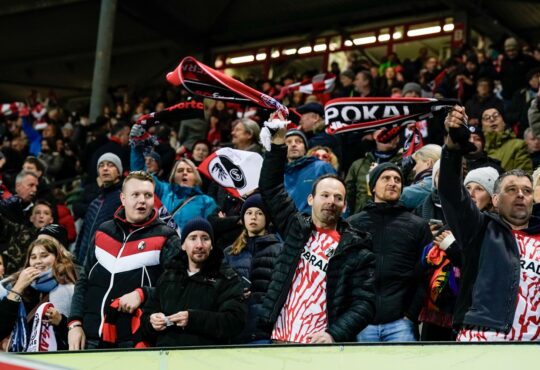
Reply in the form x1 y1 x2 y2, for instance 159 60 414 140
131 146 217 230
400 171 433 211
74 182 122 265
224 234 283 343
284 156 336 214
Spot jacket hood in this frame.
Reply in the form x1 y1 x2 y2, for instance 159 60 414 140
113 206 159 228
285 155 318 171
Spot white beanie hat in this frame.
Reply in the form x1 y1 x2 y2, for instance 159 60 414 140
464 166 499 196
97 152 123 174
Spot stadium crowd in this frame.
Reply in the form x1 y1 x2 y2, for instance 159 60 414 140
1 36 540 351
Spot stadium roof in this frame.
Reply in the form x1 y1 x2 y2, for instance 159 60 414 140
1 0 539 102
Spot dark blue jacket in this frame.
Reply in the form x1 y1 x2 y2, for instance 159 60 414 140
74 182 122 264
224 234 282 342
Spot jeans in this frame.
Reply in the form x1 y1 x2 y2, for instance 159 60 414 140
357 318 417 342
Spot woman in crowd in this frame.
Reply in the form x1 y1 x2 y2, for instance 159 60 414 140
131 137 218 231
188 140 211 194
0 238 77 351
223 193 282 344
189 140 211 166
307 146 340 172
464 166 498 212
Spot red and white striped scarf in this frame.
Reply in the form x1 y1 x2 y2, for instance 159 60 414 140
275 73 336 100
26 303 57 352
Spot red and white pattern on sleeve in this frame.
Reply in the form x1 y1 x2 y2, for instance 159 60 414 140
457 231 540 341
271 228 340 343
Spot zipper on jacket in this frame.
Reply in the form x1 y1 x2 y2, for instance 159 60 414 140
80 198 105 263
98 225 145 336
88 261 99 280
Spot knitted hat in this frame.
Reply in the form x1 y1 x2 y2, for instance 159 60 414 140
145 151 162 168
37 224 68 247
285 129 308 149
402 82 422 96
181 217 214 245
97 152 123 174
368 162 403 193
464 166 499 196
240 193 270 222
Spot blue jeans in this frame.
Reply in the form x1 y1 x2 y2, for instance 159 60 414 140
357 318 417 342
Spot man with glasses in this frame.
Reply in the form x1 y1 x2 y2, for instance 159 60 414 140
480 107 532 172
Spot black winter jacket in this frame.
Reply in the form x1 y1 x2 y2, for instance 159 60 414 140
258 145 375 342
141 248 246 347
439 146 540 332
348 201 432 324
69 207 180 342
224 234 283 342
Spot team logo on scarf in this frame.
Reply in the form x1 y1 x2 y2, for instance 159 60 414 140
167 56 288 115
26 303 57 352
324 97 456 135
198 148 263 198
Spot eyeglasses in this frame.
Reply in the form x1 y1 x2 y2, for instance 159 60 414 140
482 112 501 121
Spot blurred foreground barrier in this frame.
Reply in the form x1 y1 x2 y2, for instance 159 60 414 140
10 343 540 370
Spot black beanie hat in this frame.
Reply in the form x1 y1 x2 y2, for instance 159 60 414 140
368 162 403 193
285 129 309 149
38 224 68 247
181 217 214 245
240 193 270 222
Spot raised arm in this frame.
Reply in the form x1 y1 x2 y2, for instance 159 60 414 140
258 127 299 237
438 106 486 250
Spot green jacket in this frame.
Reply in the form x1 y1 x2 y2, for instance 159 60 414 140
484 130 532 172
345 151 403 214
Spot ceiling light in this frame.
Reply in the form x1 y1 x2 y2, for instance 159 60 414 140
443 23 454 32
298 46 312 54
284 48 297 55
344 40 353 47
256 53 267 61
271 50 280 58
393 31 402 39
230 55 254 64
314 44 327 52
407 26 442 37
378 34 391 42
353 36 376 45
